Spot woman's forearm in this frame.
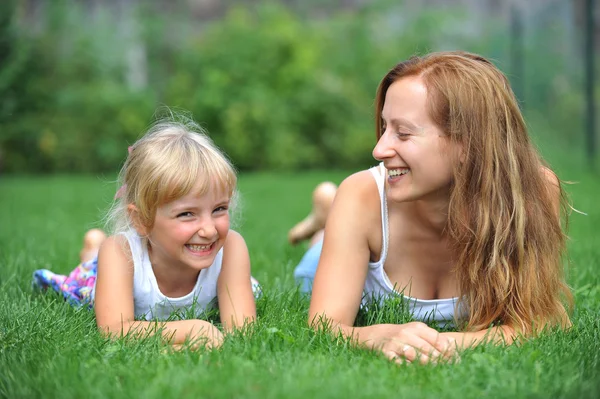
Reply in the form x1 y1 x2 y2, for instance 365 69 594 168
441 325 516 348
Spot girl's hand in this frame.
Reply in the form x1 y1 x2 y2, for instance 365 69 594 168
360 322 458 364
165 323 223 352
186 320 224 349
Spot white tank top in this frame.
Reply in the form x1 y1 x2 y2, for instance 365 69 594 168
362 163 465 327
113 229 223 321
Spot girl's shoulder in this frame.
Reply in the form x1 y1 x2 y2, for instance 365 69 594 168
97 233 134 265
223 229 246 248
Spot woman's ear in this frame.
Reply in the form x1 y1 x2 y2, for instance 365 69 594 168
127 204 149 236
455 141 466 164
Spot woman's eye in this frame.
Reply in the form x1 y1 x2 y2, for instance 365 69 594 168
397 132 411 138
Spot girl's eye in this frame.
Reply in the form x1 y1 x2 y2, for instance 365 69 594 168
177 212 193 218
214 206 229 213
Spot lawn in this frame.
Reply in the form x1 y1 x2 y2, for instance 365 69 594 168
1 151 599 398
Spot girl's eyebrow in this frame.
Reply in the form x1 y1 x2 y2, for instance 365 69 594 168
170 197 231 211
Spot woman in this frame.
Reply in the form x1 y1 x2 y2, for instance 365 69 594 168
294 51 572 364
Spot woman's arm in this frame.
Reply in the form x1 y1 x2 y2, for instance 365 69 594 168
308 172 457 363
441 325 516 348
217 230 257 331
94 235 223 348
308 172 373 329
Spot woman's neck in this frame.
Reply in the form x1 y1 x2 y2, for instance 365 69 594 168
408 196 450 236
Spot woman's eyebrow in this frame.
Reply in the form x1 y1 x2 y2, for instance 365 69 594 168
382 116 420 129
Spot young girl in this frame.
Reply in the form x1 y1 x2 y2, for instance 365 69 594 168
33 118 256 349
298 51 572 364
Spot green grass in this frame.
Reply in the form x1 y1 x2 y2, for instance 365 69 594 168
1 157 599 398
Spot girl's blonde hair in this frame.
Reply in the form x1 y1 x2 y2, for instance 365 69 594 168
106 116 237 234
375 51 572 335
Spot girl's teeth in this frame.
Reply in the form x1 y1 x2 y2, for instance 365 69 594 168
187 244 211 251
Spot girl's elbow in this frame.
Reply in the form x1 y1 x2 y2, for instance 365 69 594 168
96 320 132 337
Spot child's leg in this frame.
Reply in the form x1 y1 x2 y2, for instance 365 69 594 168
288 182 337 245
293 238 324 294
309 229 324 248
33 229 105 306
79 229 107 264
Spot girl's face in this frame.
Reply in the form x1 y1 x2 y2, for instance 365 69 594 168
145 181 231 274
372 76 459 204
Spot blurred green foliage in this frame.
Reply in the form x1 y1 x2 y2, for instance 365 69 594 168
0 0 584 173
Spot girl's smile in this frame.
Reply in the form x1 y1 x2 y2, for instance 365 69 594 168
185 242 216 256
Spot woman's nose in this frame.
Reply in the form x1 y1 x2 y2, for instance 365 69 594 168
372 131 395 161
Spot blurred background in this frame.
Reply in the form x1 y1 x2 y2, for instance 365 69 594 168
0 0 597 174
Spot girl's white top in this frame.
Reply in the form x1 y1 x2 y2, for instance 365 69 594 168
363 163 467 327
93 229 222 321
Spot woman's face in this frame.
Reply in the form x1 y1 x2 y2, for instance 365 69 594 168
372 76 459 204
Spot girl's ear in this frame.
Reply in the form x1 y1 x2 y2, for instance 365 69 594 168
127 204 149 236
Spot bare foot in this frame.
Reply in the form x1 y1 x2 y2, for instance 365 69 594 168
79 228 107 263
288 182 337 245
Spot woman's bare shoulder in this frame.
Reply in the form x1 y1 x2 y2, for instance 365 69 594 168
539 165 561 216
540 166 559 186
332 168 382 223
337 169 381 201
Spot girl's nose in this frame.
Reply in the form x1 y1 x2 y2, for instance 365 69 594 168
197 220 217 239
372 131 395 161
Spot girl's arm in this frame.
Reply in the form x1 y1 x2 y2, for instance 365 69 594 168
217 230 257 331
308 172 457 364
94 235 223 348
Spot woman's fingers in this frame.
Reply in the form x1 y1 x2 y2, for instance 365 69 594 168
384 349 410 364
381 337 430 364
399 337 439 364
408 323 458 360
381 323 461 364
376 323 462 365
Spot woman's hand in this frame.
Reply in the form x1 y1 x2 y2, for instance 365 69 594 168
358 322 458 364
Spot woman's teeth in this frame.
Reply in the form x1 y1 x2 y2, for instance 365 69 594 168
388 169 409 177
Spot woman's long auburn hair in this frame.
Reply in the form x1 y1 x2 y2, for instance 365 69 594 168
375 51 572 335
